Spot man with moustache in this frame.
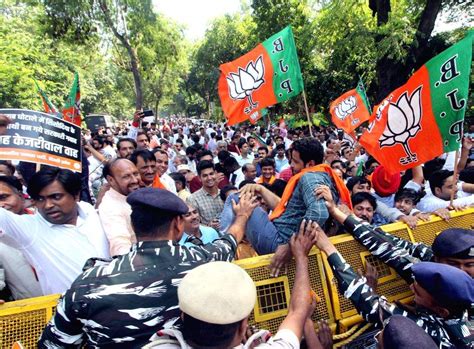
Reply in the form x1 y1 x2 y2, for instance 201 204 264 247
153 149 177 194
0 168 109 294
351 192 377 224
130 150 158 188
179 203 220 247
116 138 137 159
99 158 141 256
242 163 257 182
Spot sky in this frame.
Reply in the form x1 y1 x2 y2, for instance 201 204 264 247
153 0 242 41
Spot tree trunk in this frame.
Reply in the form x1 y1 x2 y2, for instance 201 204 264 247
98 0 143 110
154 100 160 123
374 0 442 102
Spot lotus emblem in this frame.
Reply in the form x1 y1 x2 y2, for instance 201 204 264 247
226 56 265 114
334 96 357 121
379 86 422 165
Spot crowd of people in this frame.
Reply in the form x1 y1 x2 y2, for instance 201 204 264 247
0 111 473 348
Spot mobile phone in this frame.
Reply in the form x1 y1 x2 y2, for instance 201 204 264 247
142 109 154 117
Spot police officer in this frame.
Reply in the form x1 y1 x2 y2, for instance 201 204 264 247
39 188 257 348
144 220 322 348
314 226 474 348
315 185 474 278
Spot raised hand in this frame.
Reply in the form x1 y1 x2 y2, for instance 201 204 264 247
231 192 259 219
314 185 336 212
239 183 262 198
290 219 318 259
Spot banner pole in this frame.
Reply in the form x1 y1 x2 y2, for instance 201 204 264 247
450 148 460 207
302 90 313 137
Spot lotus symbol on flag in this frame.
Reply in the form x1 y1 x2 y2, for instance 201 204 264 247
334 96 357 121
226 56 265 114
379 86 422 165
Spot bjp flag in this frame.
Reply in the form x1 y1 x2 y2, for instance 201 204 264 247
359 32 472 174
218 26 303 126
329 80 372 133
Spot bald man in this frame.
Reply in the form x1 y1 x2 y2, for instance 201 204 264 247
98 158 141 256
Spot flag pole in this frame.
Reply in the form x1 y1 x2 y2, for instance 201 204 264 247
302 90 313 137
358 76 372 114
449 148 460 207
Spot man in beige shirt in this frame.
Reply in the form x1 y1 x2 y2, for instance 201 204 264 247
99 158 141 256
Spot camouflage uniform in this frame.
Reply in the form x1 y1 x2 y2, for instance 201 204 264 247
326 215 473 348
39 236 237 349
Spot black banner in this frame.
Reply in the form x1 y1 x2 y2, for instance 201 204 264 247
0 109 82 172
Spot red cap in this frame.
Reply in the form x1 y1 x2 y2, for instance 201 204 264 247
371 165 401 197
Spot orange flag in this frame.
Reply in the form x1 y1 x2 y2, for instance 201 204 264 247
359 34 472 174
329 80 372 133
218 27 303 126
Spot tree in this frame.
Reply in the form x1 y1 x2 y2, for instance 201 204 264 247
40 0 161 110
368 0 472 101
132 14 188 120
186 12 258 119
251 0 318 115
311 0 472 111
0 0 133 117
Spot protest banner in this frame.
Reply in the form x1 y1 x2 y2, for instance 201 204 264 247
0 109 82 172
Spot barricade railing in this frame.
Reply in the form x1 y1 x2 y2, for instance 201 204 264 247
234 246 336 335
0 208 472 348
0 294 60 348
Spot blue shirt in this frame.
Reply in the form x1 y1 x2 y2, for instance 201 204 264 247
179 225 221 247
273 172 338 242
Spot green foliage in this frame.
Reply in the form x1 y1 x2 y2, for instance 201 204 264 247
0 0 132 117
132 14 188 116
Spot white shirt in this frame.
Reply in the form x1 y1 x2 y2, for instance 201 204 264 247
208 139 218 153
417 192 474 212
0 202 110 294
98 188 135 256
230 168 246 188
206 127 214 137
102 145 117 160
174 133 189 146
88 155 104 183
0 242 43 299
235 153 255 167
161 173 178 194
